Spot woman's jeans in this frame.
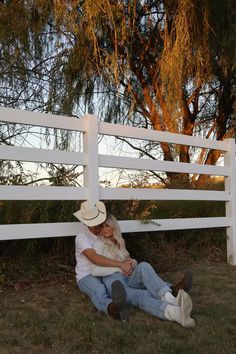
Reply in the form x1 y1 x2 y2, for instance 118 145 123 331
102 262 170 319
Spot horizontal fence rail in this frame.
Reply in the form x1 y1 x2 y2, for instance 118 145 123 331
99 122 229 150
0 107 236 265
0 217 231 240
99 154 230 176
0 145 85 165
0 106 85 131
0 186 230 201
100 188 230 201
0 186 88 200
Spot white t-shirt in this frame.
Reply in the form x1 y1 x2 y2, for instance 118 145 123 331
75 223 98 282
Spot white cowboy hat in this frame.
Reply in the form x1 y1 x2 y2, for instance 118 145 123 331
73 201 106 227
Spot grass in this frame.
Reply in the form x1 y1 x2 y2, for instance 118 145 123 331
0 262 236 354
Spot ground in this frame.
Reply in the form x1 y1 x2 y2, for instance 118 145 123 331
0 262 236 354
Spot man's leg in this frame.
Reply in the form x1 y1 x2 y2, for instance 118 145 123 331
170 270 192 297
78 275 111 313
109 280 130 321
78 274 129 320
127 262 170 298
126 262 192 299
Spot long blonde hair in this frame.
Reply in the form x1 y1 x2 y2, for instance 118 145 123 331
100 213 130 259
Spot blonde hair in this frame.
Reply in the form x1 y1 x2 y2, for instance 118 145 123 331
100 213 130 259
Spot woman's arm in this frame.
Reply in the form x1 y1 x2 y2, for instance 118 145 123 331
83 248 133 275
91 264 121 276
90 240 121 276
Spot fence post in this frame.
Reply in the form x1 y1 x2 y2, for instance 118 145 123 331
224 138 236 265
82 115 100 203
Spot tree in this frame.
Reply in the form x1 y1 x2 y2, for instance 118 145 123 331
0 0 235 186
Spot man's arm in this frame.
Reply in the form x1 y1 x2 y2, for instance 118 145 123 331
83 248 133 276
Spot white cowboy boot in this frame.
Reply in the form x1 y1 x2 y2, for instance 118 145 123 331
164 290 195 327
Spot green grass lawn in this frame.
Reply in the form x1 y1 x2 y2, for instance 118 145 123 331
0 262 235 354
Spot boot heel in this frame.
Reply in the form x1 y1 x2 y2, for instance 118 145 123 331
119 308 130 321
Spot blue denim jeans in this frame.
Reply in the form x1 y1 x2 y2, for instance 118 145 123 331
78 274 112 313
102 261 170 319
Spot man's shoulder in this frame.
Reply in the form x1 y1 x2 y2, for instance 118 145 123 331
76 224 95 243
76 223 88 236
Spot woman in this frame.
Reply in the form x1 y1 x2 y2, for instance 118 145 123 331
91 213 195 328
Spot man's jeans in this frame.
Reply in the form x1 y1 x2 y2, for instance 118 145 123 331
78 274 111 313
102 261 170 319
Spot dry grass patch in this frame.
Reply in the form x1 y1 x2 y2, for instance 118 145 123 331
0 263 235 354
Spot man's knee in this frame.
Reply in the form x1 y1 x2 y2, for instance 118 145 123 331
138 261 152 273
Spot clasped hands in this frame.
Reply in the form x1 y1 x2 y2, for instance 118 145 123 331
120 257 137 276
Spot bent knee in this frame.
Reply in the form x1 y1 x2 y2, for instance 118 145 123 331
138 261 152 271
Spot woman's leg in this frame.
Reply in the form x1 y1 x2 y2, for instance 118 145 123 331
129 288 195 327
126 288 168 319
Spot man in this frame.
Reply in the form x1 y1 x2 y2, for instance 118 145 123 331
74 200 192 321
74 200 133 320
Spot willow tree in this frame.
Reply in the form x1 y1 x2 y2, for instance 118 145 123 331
0 0 235 186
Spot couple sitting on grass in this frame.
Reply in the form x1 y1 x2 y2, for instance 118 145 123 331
74 200 195 327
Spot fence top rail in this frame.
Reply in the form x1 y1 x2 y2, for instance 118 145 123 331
0 107 85 132
0 107 231 151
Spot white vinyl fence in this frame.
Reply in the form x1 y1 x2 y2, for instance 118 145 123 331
0 107 235 265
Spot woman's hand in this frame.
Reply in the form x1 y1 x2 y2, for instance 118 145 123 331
128 258 137 268
120 259 133 276
119 258 137 276
125 258 137 269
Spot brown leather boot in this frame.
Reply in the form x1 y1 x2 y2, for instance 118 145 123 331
171 270 192 297
107 303 122 320
107 280 130 321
